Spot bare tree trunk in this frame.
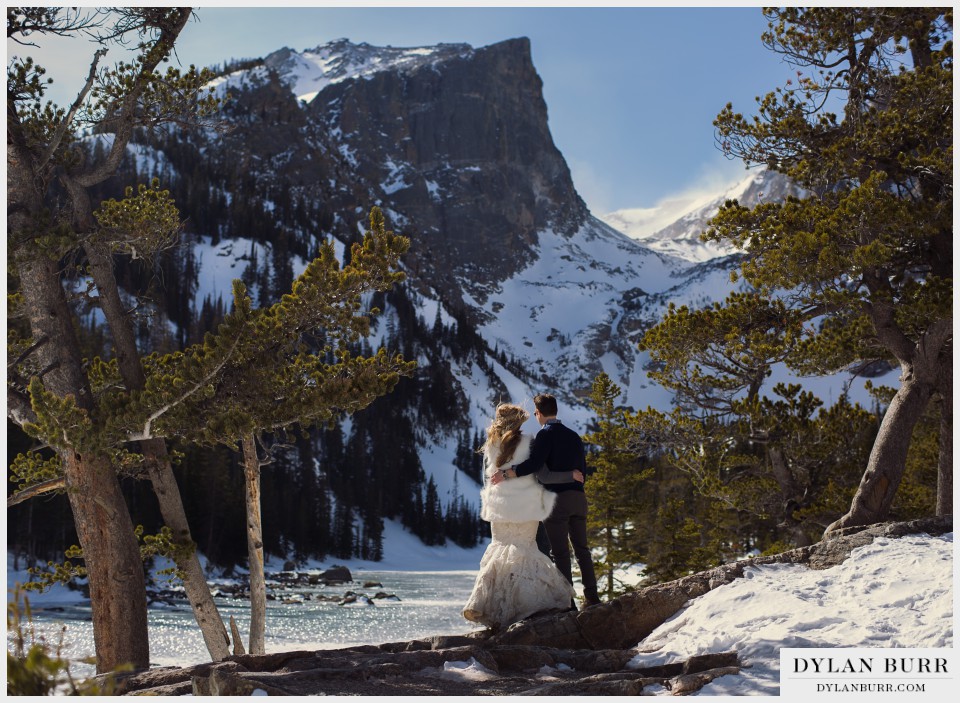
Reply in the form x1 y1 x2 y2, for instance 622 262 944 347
64 453 150 673
142 440 230 659
241 433 267 655
936 354 952 516
229 615 247 655
767 446 811 546
605 522 614 598
14 252 149 672
85 244 230 661
825 371 935 535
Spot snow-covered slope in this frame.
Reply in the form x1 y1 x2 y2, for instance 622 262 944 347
117 38 898 539
600 169 801 262
473 218 686 399
207 39 472 104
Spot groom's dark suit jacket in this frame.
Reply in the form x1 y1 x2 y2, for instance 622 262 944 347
512 420 586 493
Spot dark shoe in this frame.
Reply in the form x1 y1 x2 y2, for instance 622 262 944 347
582 597 602 608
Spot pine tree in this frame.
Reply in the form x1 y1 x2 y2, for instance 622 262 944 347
8 7 222 672
583 374 652 597
708 8 951 532
333 501 355 558
422 477 446 546
105 207 413 653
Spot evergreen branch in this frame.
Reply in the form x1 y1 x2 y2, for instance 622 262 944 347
7 334 49 370
37 47 106 169
128 330 245 442
7 386 37 426
73 8 192 188
6 477 65 507
7 7 107 44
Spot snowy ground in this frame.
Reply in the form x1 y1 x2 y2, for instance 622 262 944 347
629 531 954 696
6 524 954 698
364 527 954 698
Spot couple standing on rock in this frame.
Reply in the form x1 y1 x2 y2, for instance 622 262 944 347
462 394 601 631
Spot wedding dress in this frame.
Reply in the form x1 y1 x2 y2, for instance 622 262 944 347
462 435 575 630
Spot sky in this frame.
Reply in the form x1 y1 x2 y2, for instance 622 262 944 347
9 522 955 699
7 2 796 216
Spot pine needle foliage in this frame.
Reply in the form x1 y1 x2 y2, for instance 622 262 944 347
708 8 951 529
23 207 416 454
637 7 949 541
583 373 652 597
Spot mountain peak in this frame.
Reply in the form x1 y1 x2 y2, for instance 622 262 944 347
600 169 801 263
259 39 473 103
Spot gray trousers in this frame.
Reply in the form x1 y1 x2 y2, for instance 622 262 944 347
543 490 599 602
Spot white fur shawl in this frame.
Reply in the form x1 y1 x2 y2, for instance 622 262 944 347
479 434 557 523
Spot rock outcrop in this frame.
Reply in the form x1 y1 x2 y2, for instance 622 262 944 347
194 37 589 314
112 517 950 696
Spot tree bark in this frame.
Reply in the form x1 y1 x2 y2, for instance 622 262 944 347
63 453 151 673
936 353 952 517
241 433 267 655
825 369 935 535
85 244 231 661
141 443 231 659
14 252 150 672
767 446 811 546
7 477 66 508
229 615 247 656
8 7 199 675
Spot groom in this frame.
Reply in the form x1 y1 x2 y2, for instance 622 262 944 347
494 393 601 608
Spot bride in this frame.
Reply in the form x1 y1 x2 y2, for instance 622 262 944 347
462 403 577 630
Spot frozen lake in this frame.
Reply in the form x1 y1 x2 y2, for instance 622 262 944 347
11 568 483 677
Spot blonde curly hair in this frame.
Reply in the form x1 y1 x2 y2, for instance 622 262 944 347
484 403 530 468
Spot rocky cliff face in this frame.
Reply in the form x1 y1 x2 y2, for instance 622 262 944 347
120 36 847 416
210 37 588 312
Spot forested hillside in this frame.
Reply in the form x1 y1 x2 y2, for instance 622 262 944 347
9 10 949 589
8 35 715 572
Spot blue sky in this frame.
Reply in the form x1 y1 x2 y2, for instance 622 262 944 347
11 4 793 214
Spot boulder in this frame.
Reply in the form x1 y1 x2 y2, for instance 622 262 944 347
319 565 352 584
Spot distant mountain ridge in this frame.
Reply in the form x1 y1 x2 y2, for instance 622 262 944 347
210 40 475 105
600 169 803 262
75 37 884 561
120 36 832 419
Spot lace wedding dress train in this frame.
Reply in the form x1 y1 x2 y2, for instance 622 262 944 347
462 520 575 630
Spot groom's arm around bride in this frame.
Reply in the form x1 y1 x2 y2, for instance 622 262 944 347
496 394 601 608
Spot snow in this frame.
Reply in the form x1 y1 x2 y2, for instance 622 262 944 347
468 208 892 413
477 220 689 409
629 532 954 697
381 158 410 194
434 656 498 682
419 438 471 506
211 41 474 106
6 527 953 698
295 528 955 698
601 170 758 262
424 178 441 200
6 554 88 608
262 518 487 574
191 235 312 307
